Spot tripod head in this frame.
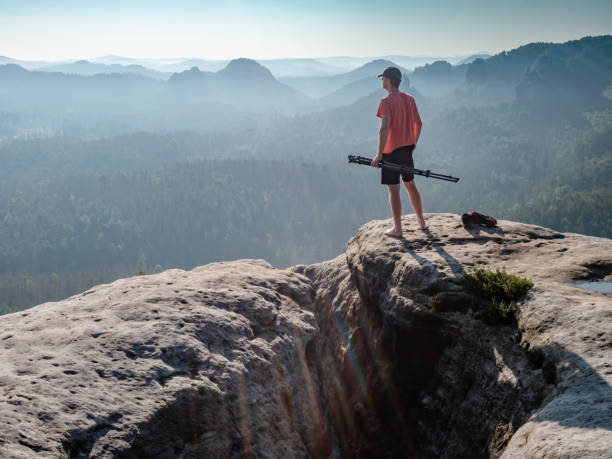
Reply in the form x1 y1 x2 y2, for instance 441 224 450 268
347 155 372 166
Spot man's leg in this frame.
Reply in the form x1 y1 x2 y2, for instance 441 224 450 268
386 184 403 236
403 179 427 230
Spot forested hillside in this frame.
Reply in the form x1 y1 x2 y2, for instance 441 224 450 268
1 35 610 314
0 159 386 314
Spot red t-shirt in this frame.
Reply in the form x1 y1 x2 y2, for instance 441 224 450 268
376 92 422 154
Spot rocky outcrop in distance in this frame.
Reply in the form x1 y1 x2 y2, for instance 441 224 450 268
165 58 309 113
1 213 611 458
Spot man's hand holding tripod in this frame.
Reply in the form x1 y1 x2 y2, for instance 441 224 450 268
371 154 383 168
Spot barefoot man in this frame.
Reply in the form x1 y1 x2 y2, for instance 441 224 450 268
371 66 426 236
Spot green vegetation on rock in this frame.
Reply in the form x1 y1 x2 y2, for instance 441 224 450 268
460 268 534 325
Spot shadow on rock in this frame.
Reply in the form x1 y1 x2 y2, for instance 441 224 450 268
462 225 506 238
522 344 612 432
401 229 466 278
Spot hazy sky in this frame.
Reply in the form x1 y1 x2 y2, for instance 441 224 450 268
1 0 611 61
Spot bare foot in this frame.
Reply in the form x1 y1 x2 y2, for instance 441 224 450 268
385 228 403 238
418 219 428 230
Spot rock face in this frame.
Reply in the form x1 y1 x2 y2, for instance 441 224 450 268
1 214 611 458
306 214 612 458
0 260 323 458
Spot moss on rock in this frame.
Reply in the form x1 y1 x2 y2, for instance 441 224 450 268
460 268 533 325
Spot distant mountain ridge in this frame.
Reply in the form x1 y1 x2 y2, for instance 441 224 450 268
279 59 407 98
0 56 66 70
456 53 491 65
0 58 309 115
217 58 276 81
1 34 611 136
410 60 468 96
316 71 412 110
165 58 309 112
36 60 171 80
464 34 612 110
0 54 473 76
0 63 162 91
0 63 164 129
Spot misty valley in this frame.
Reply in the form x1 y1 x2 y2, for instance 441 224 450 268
0 35 611 315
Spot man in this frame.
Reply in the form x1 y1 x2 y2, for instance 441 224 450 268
372 66 426 237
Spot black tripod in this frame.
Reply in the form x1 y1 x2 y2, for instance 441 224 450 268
348 155 460 183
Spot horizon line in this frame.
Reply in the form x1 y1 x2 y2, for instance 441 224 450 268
2 51 491 63
3 32 609 63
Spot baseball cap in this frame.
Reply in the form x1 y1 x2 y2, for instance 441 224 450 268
377 66 402 79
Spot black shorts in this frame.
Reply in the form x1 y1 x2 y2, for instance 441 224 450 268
381 145 415 185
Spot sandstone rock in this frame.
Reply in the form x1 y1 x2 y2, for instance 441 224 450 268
333 213 612 458
0 259 323 458
1 213 610 458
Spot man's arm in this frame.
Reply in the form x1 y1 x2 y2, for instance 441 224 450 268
414 106 423 144
372 115 390 167
415 117 423 144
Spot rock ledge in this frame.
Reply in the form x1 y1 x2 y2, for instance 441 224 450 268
0 214 610 458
